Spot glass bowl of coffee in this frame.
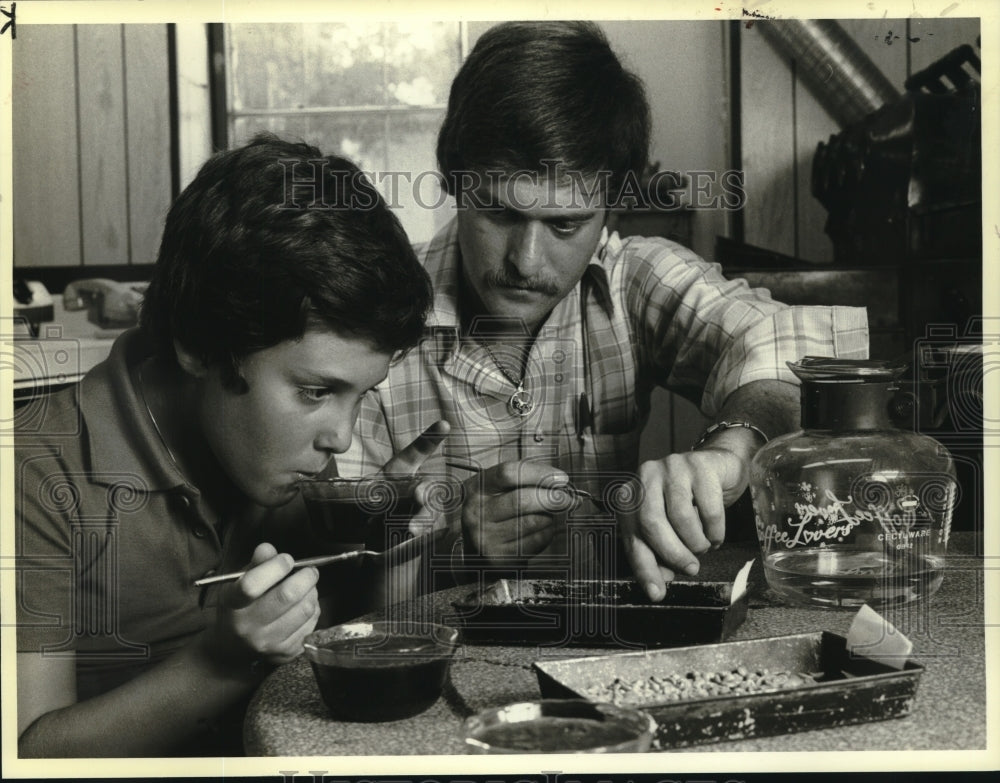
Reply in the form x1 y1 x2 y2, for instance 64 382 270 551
304 621 460 722
463 699 656 753
299 475 421 552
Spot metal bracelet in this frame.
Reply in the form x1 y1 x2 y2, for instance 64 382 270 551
692 420 769 451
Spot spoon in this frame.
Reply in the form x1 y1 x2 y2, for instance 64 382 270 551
193 550 376 587
193 530 439 587
444 459 613 513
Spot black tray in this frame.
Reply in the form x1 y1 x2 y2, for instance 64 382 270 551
533 630 924 748
449 578 748 648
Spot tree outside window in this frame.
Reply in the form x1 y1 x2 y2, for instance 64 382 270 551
223 22 463 243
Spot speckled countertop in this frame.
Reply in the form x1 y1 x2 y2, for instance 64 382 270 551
244 533 986 756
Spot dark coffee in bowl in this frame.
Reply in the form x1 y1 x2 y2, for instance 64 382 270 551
300 476 419 551
305 624 459 722
311 639 452 721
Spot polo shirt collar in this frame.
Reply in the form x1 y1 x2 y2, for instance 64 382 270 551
79 329 190 492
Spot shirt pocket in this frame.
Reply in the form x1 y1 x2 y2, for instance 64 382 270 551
574 427 642 500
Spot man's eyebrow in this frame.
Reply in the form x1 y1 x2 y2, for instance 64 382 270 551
469 187 601 219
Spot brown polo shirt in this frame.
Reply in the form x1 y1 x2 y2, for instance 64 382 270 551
14 330 279 701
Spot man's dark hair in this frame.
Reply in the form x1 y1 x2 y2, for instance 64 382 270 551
437 21 650 200
141 133 432 387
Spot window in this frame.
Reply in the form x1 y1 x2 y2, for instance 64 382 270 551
217 21 465 243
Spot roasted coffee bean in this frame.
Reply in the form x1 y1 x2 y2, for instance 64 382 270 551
581 668 817 705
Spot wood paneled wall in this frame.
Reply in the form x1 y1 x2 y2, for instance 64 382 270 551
12 25 173 269
741 17 981 264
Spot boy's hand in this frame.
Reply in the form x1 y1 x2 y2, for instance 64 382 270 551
205 543 321 668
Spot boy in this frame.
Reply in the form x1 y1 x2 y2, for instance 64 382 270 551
15 134 442 756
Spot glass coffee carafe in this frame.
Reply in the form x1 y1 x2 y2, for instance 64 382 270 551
749 357 956 608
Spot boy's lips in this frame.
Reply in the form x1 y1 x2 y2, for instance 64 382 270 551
294 466 329 481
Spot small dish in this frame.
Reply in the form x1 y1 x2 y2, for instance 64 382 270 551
299 475 421 551
462 699 656 754
304 620 459 722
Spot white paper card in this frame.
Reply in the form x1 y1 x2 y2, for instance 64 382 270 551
846 604 914 669
730 559 755 604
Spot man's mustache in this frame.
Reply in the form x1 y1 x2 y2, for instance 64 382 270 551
484 270 561 296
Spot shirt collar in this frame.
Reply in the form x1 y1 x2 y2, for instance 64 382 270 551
80 329 190 492
584 225 616 315
420 218 464 329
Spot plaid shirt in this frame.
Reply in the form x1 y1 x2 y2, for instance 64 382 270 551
339 219 869 501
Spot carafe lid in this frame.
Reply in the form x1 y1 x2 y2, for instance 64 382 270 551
789 356 909 383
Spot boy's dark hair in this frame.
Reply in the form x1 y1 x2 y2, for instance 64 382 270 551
141 133 432 387
437 21 650 200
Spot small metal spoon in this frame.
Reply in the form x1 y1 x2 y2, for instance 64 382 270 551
444 460 613 513
193 550 375 587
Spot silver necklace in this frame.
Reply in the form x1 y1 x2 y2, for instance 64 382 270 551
137 363 182 467
480 341 535 417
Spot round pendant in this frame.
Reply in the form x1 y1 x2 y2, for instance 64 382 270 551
508 389 535 417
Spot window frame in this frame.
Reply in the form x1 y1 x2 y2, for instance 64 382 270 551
205 21 468 243
207 21 467 156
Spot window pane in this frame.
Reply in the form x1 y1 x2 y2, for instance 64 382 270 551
228 22 459 111
385 112 455 243
225 21 462 243
383 21 461 107
232 114 388 174
302 23 389 108
231 112 451 243
229 24 314 111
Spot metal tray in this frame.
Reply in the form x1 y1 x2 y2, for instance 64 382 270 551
449 578 749 648
533 631 924 748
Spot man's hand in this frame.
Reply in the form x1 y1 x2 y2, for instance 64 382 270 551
461 460 576 564
621 381 798 600
203 543 321 668
619 446 749 601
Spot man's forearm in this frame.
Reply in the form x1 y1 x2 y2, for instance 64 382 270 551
691 380 800 498
713 379 800 441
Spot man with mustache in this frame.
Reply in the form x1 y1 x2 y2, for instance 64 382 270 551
340 21 869 598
